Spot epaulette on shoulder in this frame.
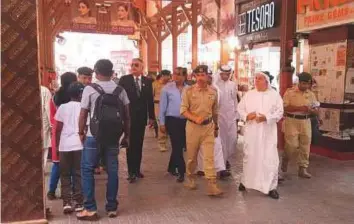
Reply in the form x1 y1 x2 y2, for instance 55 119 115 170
209 85 217 93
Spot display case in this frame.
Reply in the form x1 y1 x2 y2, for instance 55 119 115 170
310 39 354 153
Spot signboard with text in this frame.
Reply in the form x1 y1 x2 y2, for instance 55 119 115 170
297 0 354 32
237 0 281 44
69 0 140 39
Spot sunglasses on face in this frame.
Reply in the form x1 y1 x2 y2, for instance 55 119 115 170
131 63 140 68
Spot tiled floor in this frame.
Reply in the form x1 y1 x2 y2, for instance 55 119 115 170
46 129 354 224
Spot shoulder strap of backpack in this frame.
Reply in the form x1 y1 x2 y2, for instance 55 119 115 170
90 83 105 95
112 85 123 96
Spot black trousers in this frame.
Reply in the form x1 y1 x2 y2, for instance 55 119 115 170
127 120 146 176
166 116 186 175
59 150 83 206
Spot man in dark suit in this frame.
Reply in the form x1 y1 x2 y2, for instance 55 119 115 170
118 58 155 183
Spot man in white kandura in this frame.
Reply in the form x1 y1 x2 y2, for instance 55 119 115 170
237 72 284 199
214 65 239 177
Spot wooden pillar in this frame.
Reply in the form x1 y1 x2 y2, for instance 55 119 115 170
279 0 296 96
220 40 229 65
302 39 310 73
1 0 46 222
278 0 296 150
147 1 159 73
158 25 162 71
172 4 178 70
191 0 198 68
234 49 239 81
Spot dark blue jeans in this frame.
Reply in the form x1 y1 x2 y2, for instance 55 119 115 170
81 137 119 212
48 162 60 193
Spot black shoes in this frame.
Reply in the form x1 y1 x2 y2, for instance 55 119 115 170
169 171 179 176
176 174 185 183
238 183 246 191
196 171 205 176
127 174 137 183
268 190 280 199
127 172 144 183
219 170 231 179
47 191 57 200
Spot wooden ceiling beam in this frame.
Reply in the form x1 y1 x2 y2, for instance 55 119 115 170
180 5 192 24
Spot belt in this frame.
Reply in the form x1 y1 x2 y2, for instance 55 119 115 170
285 113 313 120
154 100 160 104
188 117 212 125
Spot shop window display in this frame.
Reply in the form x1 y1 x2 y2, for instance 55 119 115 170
237 45 280 90
310 40 354 146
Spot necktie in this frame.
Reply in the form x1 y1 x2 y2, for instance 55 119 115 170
135 77 141 97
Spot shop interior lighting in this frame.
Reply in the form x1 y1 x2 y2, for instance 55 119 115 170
227 37 240 50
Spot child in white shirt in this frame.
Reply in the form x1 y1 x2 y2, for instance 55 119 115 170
55 82 84 214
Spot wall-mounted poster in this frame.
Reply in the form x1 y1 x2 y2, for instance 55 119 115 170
220 0 235 40
70 0 140 37
201 0 219 44
110 50 133 77
318 108 340 132
310 41 347 104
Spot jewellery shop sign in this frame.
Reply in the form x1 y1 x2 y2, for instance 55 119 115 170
237 0 281 43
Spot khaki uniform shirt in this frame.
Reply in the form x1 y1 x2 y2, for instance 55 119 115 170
283 86 318 115
180 85 218 119
153 80 165 102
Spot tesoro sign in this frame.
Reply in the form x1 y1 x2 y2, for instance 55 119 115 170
237 0 281 44
238 1 279 36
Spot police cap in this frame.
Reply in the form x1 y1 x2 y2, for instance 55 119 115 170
298 72 312 83
193 65 208 74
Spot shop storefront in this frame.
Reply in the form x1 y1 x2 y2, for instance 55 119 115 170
236 0 282 90
296 0 354 159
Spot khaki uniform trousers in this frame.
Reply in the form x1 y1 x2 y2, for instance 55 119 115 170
185 121 216 179
283 117 312 168
155 103 168 151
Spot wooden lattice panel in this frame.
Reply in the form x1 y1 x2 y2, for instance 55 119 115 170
1 0 45 222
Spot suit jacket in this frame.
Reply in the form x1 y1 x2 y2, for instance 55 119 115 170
119 74 155 126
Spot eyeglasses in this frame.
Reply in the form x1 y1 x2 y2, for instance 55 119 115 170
131 63 140 68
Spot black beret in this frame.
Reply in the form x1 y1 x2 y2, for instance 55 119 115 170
193 65 208 74
298 72 312 82
160 69 171 76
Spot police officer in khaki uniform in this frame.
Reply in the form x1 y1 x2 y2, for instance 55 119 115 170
153 70 171 152
180 65 223 196
282 72 319 178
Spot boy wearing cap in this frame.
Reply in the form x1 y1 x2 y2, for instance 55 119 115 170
153 70 171 152
55 82 85 214
180 65 223 196
77 66 93 86
282 72 319 179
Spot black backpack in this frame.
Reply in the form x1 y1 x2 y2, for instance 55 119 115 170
89 83 125 145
